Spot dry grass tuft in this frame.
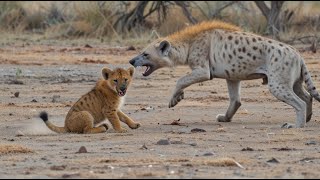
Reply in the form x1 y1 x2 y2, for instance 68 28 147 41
0 144 34 155
204 157 244 168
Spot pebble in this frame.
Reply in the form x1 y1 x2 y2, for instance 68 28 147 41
15 130 25 137
76 146 88 153
156 139 170 145
203 152 215 156
191 128 206 133
305 140 317 145
14 92 20 98
267 157 279 163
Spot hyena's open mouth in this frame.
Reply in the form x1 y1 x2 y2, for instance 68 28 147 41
138 64 156 76
142 65 155 76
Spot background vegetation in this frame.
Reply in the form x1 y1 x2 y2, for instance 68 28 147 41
0 1 320 46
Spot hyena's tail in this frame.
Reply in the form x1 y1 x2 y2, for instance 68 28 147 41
302 62 320 101
39 111 68 133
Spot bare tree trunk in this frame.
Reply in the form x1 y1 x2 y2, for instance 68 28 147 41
174 1 198 24
114 1 199 33
255 1 285 37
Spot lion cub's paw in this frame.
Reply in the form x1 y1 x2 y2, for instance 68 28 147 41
117 127 128 133
130 123 141 129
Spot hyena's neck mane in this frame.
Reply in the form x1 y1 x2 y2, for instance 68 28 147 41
166 21 241 66
167 20 241 43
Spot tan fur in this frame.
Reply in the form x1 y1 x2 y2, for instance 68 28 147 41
42 67 140 134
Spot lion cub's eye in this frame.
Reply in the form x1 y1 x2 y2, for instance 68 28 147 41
124 78 128 82
113 80 118 83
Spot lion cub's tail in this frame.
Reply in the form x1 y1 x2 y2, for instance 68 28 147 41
39 111 68 133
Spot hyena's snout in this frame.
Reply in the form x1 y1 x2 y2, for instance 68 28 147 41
129 58 136 66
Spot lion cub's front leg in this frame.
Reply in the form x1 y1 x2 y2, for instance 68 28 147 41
117 111 141 129
104 110 127 133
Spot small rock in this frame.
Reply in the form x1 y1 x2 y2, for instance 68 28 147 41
76 146 88 153
141 106 154 111
191 128 206 133
140 144 148 150
156 139 170 145
14 92 20 97
300 157 315 163
7 79 24 85
15 130 25 137
50 165 66 171
127 46 136 51
62 173 80 178
267 157 279 163
84 44 93 48
203 152 215 156
241 147 254 151
305 140 317 145
189 143 197 146
31 99 38 102
52 95 60 103
9 113 13 116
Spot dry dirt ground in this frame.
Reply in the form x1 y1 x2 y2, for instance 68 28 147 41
0 39 319 178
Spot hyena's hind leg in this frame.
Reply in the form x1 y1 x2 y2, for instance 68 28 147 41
217 80 241 122
268 80 307 128
293 80 313 122
66 111 108 134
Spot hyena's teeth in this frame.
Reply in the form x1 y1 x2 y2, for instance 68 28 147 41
136 66 146 75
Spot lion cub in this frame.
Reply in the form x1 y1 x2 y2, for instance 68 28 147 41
39 67 140 134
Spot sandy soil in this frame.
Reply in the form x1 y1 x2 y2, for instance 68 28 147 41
0 41 319 178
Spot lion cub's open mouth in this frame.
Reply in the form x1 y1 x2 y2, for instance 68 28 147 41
118 90 126 97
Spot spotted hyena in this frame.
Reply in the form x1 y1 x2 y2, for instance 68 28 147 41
129 21 320 128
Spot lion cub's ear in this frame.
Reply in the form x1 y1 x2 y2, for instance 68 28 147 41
128 67 135 77
102 67 113 80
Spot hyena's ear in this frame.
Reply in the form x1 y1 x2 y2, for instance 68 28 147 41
102 67 113 80
158 40 171 56
128 67 135 77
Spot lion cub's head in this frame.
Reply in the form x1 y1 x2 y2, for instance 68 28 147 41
101 67 134 97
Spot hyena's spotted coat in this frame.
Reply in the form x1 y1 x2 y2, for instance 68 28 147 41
129 21 320 128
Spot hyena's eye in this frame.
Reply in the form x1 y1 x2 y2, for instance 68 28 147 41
113 79 118 83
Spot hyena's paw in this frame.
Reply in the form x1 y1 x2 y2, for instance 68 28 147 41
169 91 184 108
306 113 313 122
129 123 141 129
216 114 231 122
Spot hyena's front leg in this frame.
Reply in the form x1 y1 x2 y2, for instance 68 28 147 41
117 111 141 129
217 80 241 122
169 68 210 108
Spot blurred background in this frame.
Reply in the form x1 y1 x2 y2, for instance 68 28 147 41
0 1 319 46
